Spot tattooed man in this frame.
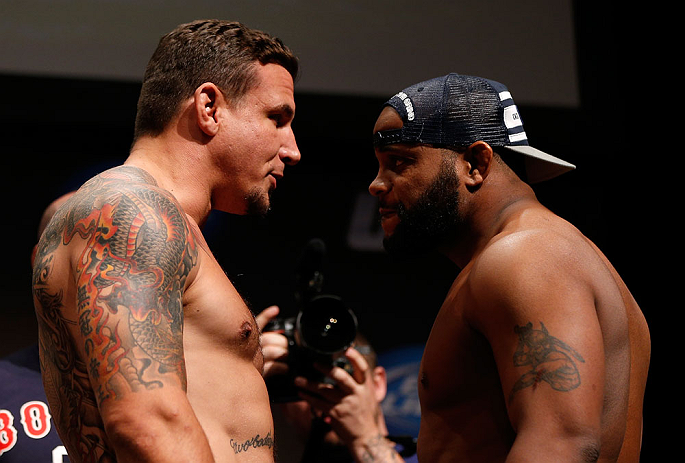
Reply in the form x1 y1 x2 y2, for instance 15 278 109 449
369 74 650 462
31 20 300 462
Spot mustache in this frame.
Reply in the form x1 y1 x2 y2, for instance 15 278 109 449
377 199 407 216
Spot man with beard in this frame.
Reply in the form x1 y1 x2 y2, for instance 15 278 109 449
31 20 300 462
368 74 650 462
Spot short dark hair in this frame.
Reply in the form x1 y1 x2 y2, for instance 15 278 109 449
133 19 299 141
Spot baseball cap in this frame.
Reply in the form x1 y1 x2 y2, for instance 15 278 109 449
373 73 575 183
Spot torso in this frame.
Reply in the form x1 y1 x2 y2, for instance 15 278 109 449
32 166 273 462
182 228 274 460
417 270 516 462
417 206 650 462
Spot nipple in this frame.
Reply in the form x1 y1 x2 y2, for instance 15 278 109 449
420 372 429 389
239 321 253 341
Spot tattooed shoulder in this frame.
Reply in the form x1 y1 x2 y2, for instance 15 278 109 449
31 166 198 460
35 166 199 396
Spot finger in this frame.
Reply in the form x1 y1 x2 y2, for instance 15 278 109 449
311 348 369 392
262 343 288 363
344 347 370 384
261 332 289 377
294 376 341 400
314 363 358 394
298 389 334 415
263 360 290 378
261 331 289 350
256 305 280 331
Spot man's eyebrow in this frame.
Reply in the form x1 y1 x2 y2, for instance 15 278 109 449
273 103 295 118
373 141 418 154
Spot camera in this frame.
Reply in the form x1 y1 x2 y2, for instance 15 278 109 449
264 239 358 402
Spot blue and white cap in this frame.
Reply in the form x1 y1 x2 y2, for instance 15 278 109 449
373 73 575 183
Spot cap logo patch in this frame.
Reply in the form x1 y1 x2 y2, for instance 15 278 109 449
395 91 415 121
509 132 528 143
503 105 523 129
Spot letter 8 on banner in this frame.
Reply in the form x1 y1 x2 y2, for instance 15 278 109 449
21 401 52 439
0 409 19 455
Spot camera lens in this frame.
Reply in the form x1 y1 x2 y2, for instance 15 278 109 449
296 295 357 354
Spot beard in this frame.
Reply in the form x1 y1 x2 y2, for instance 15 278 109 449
383 157 463 256
244 187 273 217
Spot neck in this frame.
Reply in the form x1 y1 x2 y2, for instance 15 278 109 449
439 174 539 268
126 135 213 227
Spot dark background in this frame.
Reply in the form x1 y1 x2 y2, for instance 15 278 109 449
1 3 661 459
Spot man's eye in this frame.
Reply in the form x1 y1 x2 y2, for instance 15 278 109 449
390 156 408 169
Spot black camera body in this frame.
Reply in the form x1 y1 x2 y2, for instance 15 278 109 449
264 294 358 402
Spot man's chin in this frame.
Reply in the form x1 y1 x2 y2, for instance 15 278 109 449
244 190 272 217
246 202 271 217
380 214 399 235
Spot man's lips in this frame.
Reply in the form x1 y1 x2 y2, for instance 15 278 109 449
268 172 283 189
378 207 397 219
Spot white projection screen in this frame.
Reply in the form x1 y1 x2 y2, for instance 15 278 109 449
1 0 579 107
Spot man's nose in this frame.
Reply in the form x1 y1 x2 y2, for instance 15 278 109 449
279 129 300 166
368 171 388 197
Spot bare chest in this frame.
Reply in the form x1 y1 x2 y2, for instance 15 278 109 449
417 280 515 457
181 251 274 459
418 276 505 413
182 249 262 366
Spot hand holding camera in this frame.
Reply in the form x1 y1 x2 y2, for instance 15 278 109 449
258 239 359 402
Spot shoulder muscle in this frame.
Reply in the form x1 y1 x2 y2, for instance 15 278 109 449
465 229 604 450
57 167 197 401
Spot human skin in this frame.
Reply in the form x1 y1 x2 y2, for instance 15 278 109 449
32 63 300 462
368 106 650 462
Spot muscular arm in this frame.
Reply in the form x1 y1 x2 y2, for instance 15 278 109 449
468 232 606 462
63 168 214 461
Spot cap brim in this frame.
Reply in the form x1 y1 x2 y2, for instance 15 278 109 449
505 145 576 184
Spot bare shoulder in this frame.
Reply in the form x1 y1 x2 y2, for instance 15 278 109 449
458 211 647 461
33 164 200 394
468 218 602 308
459 211 627 354
36 165 198 281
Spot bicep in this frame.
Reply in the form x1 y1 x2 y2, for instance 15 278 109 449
471 252 604 456
71 188 197 405
496 308 604 432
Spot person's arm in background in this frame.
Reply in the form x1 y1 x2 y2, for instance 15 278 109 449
257 307 404 462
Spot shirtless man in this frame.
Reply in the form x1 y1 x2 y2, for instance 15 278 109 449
369 74 650 462
31 19 300 462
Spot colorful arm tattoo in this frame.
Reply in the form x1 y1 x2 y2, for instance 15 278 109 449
32 166 198 460
68 167 197 398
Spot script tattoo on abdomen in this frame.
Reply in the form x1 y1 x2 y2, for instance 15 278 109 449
229 432 274 454
509 321 585 403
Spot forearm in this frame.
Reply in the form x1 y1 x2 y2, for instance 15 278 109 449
349 434 403 463
103 394 217 462
110 429 215 463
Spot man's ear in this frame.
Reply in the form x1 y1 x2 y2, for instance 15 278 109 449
194 83 224 137
371 366 388 402
463 141 493 189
